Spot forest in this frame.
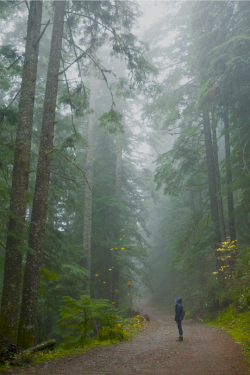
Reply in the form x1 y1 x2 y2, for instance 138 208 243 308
0 0 250 366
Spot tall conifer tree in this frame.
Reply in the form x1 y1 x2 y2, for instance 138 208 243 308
0 0 43 341
18 0 66 348
83 65 97 295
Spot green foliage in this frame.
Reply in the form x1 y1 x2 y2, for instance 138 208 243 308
98 109 123 134
0 316 145 370
207 306 250 365
56 295 146 349
57 295 118 346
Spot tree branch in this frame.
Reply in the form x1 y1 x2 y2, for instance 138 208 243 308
25 0 29 11
0 55 23 71
6 89 21 109
11 130 21 149
10 1 25 8
57 45 93 76
50 170 76 182
87 53 116 106
33 19 50 47
61 54 77 136
45 148 91 191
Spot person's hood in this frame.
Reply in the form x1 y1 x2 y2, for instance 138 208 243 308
176 297 182 303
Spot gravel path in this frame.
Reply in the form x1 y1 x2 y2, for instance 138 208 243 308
10 302 249 375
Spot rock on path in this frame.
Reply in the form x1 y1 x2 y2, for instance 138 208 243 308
10 302 248 375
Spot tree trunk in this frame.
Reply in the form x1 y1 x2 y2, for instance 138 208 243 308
0 1 43 342
115 134 122 202
223 108 236 241
17 1 66 349
190 189 195 213
212 125 226 242
83 67 97 295
112 131 123 308
203 110 221 269
23 339 56 353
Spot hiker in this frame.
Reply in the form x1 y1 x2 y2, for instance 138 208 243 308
175 297 184 341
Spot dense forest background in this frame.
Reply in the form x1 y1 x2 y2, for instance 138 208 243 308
0 0 250 350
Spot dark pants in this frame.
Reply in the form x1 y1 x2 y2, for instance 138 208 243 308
177 320 183 336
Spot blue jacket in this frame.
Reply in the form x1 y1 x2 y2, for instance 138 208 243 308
175 297 183 321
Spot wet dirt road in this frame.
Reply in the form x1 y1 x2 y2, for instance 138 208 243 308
10 302 249 375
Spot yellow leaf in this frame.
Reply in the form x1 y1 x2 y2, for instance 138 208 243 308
112 302 115 304
127 293 130 296
133 300 134 302
109 269 112 271
119 238 122 240
115 289 118 292
103 282 106 283
115 247 118 249
112 267 114 268
123 235 125 237
110 248 114 250
126 281 131 285
95 274 98 276
121 229 124 231
121 247 125 250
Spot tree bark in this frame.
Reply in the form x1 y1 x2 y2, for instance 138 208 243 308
115 134 122 202
203 110 222 269
83 66 97 295
212 125 226 242
24 339 56 353
190 189 195 213
17 1 66 349
0 1 43 342
112 131 123 308
223 108 236 241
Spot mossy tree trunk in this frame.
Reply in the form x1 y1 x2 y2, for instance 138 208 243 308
212 124 226 242
83 67 97 295
17 1 66 349
203 110 222 270
112 130 123 308
190 189 195 213
0 1 43 342
223 107 236 241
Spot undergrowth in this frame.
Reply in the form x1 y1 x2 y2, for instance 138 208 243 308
207 306 250 370
0 315 145 371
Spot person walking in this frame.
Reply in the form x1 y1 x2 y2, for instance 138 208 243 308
175 297 184 341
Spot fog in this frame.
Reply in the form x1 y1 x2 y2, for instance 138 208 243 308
0 1 249 353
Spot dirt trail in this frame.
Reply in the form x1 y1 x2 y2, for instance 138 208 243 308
10 301 248 375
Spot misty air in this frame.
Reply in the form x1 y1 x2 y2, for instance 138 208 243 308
0 1 249 374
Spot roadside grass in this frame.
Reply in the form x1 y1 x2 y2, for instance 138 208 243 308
206 306 250 370
0 316 146 371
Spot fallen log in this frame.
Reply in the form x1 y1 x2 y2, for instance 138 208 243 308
24 339 56 353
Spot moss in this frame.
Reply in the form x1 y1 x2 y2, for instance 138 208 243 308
207 306 250 371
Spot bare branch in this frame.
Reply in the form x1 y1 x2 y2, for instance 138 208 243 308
25 0 29 11
33 19 50 47
10 1 25 9
45 148 91 191
10 131 21 149
6 89 21 109
58 45 93 76
87 53 116 106
0 241 6 250
50 170 76 182
67 11 114 34
61 54 77 136
0 55 23 72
